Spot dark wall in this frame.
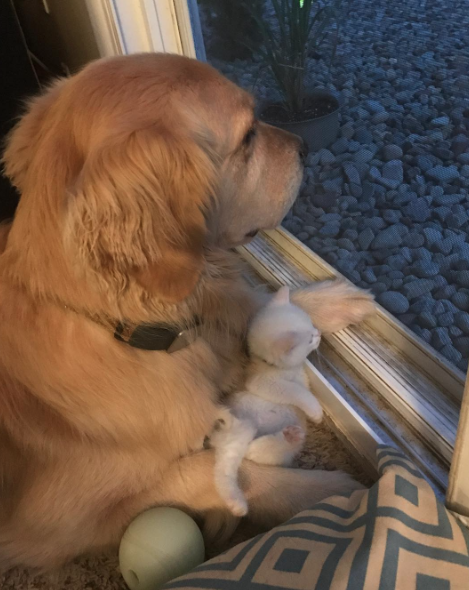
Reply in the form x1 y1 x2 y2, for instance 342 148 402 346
0 1 40 222
13 0 100 76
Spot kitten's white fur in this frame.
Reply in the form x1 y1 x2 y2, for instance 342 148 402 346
210 286 323 516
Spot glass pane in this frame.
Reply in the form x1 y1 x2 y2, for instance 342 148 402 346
194 0 469 372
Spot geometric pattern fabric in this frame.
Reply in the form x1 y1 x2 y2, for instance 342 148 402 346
164 446 469 590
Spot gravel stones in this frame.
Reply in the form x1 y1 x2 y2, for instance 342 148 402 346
371 226 403 249
455 312 469 334
416 156 433 172
355 128 373 144
366 100 385 114
430 116 450 127
358 228 375 250
452 136 469 156
354 149 375 163
403 198 431 222
319 223 341 237
418 312 437 329
433 193 465 206
402 279 435 299
341 122 355 139
387 254 407 270
422 227 442 247
377 291 410 313
461 165 469 178
343 162 361 185
383 209 401 223
381 160 404 189
372 111 389 124
331 137 350 155
455 337 469 357
362 268 377 283
410 260 440 278
440 345 462 364
319 149 336 165
438 312 454 328
452 292 469 311
432 328 452 350
383 144 403 161
427 165 460 183
403 232 425 248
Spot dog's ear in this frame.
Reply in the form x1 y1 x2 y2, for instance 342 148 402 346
2 80 66 192
66 124 217 302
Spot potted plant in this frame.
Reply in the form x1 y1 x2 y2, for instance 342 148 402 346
247 0 342 152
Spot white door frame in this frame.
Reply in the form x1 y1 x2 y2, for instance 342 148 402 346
84 0 201 58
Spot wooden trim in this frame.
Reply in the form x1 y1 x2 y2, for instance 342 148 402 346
305 360 381 479
312 342 449 494
447 376 469 518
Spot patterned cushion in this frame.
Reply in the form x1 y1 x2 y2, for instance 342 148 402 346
164 446 469 590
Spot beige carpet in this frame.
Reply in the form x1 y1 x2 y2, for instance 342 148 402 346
0 420 372 590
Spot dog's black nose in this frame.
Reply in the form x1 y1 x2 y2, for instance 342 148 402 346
299 140 308 164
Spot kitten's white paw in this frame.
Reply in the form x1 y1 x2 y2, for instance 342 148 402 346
282 425 306 445
308 409 323 424
226 493 248 517
305 399 323 424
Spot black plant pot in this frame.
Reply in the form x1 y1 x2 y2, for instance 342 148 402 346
260 90 340 153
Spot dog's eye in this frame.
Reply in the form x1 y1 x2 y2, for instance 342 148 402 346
243 125 257 147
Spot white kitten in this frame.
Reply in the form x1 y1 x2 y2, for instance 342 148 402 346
210 286 323 516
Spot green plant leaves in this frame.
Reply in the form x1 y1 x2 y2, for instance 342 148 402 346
241 0 342 116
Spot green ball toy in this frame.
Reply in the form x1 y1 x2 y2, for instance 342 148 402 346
119 507 205 590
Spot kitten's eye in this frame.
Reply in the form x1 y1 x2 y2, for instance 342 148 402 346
243 125 257 147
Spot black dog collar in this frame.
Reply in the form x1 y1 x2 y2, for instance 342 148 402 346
114 321 197 352
61 301 199 353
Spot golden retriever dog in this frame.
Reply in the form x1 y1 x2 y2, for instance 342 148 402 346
0 53 374 571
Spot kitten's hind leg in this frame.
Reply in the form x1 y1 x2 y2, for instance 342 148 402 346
245 426 305 467
210 415 256 517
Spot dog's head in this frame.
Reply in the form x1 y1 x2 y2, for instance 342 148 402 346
3 54 304 303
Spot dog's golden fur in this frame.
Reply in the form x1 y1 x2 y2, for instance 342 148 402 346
0 53 374 570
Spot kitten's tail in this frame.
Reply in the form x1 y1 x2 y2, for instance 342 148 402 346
212 416 256 517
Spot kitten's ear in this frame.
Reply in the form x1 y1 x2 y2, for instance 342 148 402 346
274 332 301 356
270 286 290 306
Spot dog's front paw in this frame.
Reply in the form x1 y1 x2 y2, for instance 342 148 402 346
292 280 375 334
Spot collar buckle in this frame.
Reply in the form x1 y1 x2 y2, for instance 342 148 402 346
167 330 193 353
